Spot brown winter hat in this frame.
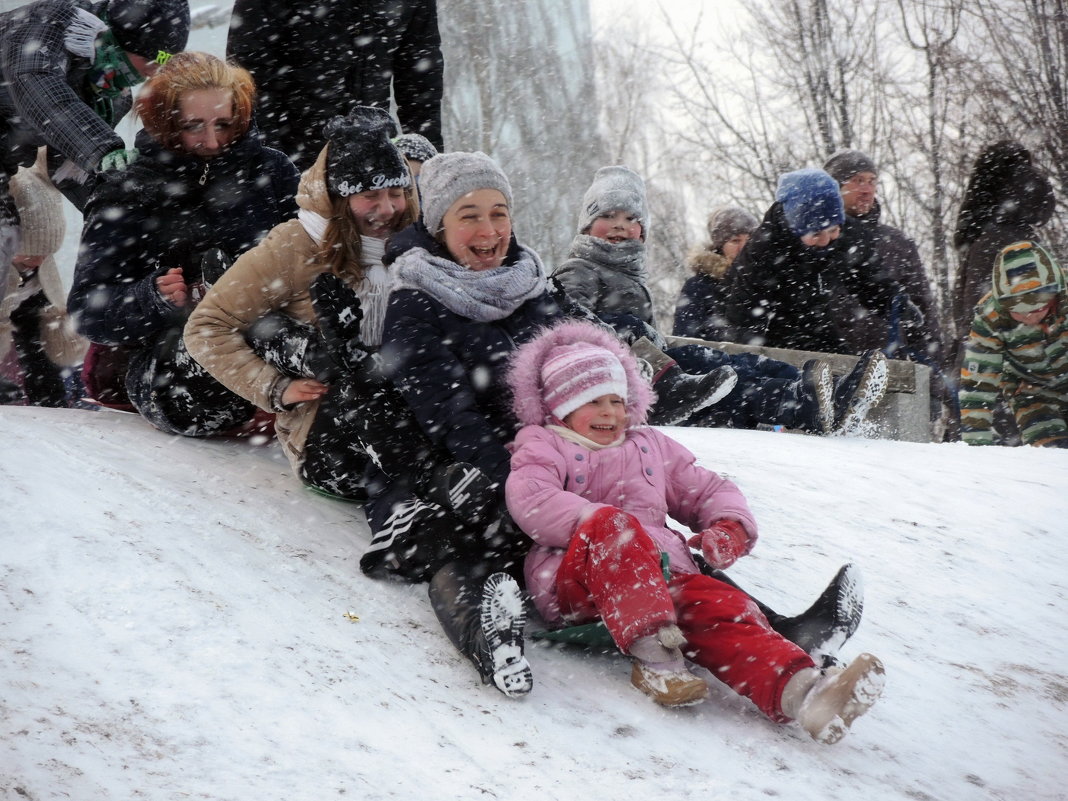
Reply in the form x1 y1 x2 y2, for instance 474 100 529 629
10 165 66 257
705 205 758 252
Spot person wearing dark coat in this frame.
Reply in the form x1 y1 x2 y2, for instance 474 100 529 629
0 0 190 308
724 168 897 356
68 52 298 435
674 205 759 342
226 0 444 172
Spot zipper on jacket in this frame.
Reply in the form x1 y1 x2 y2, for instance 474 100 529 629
199 162 210 186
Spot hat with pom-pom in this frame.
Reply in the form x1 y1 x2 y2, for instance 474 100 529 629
776 168 844 238
324 107 411 199
541 342 628 421
392 133 439 164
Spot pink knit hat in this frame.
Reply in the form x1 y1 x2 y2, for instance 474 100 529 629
541 342 628 421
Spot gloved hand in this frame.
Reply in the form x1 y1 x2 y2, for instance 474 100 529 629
99 148 139 172
688 519 752 570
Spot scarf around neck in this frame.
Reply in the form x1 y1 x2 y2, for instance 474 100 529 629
392 244 548 322
567 234 647 279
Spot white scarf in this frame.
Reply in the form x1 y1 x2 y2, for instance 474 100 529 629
297 210 394 347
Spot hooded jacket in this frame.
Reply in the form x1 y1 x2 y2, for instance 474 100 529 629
184 145 362 472
723 201 896 354
504 320 758 626
673 248 732 340
551 235 655 326
958 241 1068 446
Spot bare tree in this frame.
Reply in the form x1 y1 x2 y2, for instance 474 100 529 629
438 0 605 266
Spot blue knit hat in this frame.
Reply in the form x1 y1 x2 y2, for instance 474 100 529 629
776 169 845 238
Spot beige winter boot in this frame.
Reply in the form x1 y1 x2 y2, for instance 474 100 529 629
628 624 709 707
780 653 885 744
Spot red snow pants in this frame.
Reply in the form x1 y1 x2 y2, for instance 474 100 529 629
555 506 814 721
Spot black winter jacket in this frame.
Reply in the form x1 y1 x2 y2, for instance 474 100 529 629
69 128 299 355
380 224 565 485
724 201 897 355
852 201 943 366
227 0 443 171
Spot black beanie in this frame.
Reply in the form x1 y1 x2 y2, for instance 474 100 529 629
107 0 190 58
324 107 411 198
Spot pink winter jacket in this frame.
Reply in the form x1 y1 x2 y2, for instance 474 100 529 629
506 425 758 626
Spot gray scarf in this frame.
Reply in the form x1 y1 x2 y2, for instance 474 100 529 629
392 245 549 322
567 235 647 280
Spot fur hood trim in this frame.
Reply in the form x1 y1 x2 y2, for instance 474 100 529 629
507 320 654 427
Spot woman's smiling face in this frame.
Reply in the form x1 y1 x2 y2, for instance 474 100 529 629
441 189 511 271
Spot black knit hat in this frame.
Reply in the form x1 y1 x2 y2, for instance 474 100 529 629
324 107 411 198
107 0 190 58
823 149 878 184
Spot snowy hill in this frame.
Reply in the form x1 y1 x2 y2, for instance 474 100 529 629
1 407 1065 800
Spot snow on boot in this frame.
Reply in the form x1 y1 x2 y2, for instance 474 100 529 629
630 662 709 708
418 462 497 526
774 563 863 667
782 654 885 744
479 572 533 698
833 350 888 435
628 625 708 707
310 272 370 371
797 359 834 434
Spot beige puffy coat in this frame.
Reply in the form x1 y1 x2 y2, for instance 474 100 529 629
185 147 363 473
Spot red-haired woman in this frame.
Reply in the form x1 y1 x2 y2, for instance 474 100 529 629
69 51 299 435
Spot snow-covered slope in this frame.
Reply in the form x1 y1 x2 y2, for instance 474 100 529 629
1 407 1065 800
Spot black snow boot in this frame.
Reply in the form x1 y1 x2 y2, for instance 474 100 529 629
416 462 498 528
833 350 889 435
0 374 24 405
794 359 834 434
631 338 738 425
10 290 67 407
310 272 370 372
429 562 532 698
774 563 864 668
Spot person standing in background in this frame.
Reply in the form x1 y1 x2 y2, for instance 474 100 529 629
226 0 444 172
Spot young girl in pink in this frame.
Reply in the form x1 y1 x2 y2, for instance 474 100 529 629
505 319 885 743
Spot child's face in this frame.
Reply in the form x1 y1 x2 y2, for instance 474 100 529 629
588 210 642 243
1007 295 1057 325
349 187 408 239
562 393 627 445
442 189 511 271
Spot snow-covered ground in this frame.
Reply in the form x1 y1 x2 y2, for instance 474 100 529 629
1 406 1064 800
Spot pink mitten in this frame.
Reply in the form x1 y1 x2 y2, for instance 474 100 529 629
688 519 751 570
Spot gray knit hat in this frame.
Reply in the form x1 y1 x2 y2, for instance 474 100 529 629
419 151 513 234
577 166 646 235
10 165 65 257
392 133 438 164
823 150 878 185
705 205 758 252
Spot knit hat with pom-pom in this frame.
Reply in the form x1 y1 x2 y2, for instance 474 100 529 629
107 0 190 59
324 106 411 199
541 342 628 421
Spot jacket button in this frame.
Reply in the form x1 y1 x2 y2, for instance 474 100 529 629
576 475 585 484
645 467 653 476
575 453 584 461
641 445 649 453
